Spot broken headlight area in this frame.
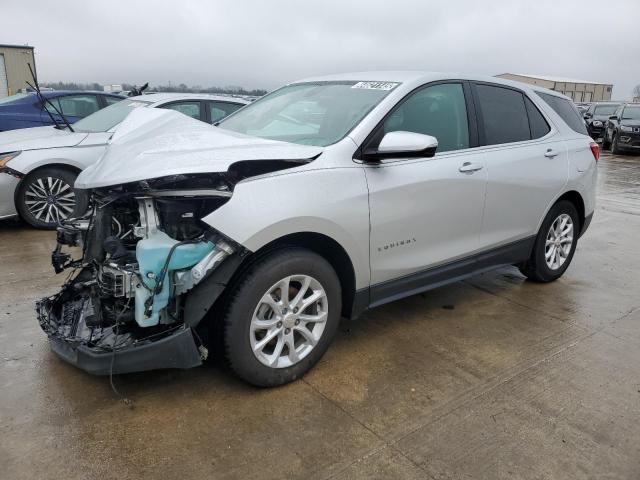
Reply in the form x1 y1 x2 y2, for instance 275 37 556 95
39 174 242 374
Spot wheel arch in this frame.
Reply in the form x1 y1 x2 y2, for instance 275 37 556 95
242 232 358 319
555 190 585 231
535 189 588 241
19 161 83 177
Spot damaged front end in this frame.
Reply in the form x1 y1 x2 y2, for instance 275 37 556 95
37 173 244 375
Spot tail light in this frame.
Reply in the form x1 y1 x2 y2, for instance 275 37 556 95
589 142 600 162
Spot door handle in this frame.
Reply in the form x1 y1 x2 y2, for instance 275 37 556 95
459 162 483 173
544 149 560 158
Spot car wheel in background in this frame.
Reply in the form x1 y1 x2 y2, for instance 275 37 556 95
222 247 341 387
15 167 87 229
611 134 621 155
518 200 579 283
601 130 611 150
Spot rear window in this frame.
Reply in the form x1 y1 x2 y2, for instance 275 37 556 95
475 84 531 145
537 92 588 135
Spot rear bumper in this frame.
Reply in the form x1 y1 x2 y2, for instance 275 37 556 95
0 172 19 219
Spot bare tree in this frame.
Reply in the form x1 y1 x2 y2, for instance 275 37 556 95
634 83 640 100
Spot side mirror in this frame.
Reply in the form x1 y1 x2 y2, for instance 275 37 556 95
364 131 438 161
608 115 618 121
584 112 593 119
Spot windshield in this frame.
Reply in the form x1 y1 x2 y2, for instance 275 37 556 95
218 81 399 147
594 104 619 116
71 99 151 133
0 92 32 106
622 106 640 120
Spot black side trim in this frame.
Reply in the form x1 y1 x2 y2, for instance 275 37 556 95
49 326 202 375
369 236 535 309
184 253 244 327
350 288 370 319
580 212 593 237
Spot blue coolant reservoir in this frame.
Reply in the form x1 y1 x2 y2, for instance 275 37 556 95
135 231 215 327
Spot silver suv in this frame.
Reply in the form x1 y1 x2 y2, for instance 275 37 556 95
38 72 598 386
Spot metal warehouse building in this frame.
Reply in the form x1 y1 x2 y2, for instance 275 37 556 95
0 44 36 98
496 73 613 102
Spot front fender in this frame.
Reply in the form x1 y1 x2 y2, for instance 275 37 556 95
7 147 105 176
202 167 371 289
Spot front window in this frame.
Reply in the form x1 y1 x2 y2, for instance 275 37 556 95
381 83 470 152
594 104 619 116
218 81 398 147
622 106 640 120
71 99 151 133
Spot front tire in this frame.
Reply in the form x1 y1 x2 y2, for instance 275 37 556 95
223 247 342 387
601 130 611 150
519 200 579 283
16 167 86 229
611 133 622 155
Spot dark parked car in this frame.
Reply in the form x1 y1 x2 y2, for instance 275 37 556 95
575 103 591 115
0 90 125 131
583 102 622 141
603 103 640 154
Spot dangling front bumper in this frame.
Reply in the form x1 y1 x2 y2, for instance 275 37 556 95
36 290 203 375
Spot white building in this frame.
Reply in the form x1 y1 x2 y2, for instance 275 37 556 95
496 73 613 102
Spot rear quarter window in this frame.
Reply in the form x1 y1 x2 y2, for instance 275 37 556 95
537 92 588 135
524 97 551 139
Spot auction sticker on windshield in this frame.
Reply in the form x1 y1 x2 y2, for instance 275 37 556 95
351 81 399 90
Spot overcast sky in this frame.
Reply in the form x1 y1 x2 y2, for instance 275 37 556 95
4 0 640 98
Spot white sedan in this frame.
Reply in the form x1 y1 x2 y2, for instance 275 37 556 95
0 93 249 228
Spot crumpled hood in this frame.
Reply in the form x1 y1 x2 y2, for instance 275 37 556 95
75 108 323 189
0 126 88 152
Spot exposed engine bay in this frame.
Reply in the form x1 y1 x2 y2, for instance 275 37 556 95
36 173 246 375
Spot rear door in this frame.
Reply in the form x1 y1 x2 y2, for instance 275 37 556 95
365 82 488 294
472 82 568 250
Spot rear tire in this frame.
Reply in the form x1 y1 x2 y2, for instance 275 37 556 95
16 167 87 229
519 200 579 283
223 247 341 387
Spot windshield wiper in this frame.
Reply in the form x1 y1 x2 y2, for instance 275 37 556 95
26 63 74 132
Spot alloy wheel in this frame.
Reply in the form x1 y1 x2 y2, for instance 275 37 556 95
24 176 76 225
250 274 328 368
544 213 574 270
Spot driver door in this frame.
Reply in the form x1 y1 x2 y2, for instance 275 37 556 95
363 82 487 303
